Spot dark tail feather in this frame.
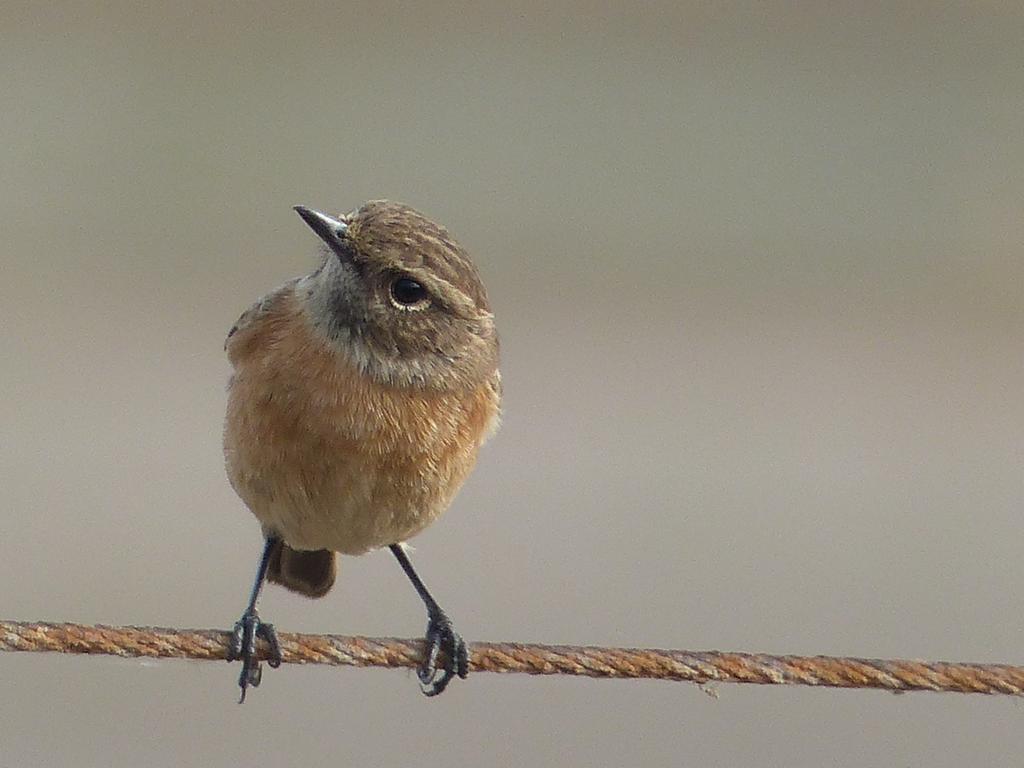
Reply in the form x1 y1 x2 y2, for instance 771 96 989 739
267 542 337 598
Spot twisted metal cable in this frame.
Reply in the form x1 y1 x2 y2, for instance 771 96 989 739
2 620 1022 695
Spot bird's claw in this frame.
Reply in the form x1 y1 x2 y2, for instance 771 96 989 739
226 609 282 703
418 610 469 697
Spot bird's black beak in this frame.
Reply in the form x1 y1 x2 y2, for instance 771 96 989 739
294 206 348 249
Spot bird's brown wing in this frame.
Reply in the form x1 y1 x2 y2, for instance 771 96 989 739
224 278 302 351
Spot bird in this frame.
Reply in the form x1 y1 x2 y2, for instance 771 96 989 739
222 200 501 701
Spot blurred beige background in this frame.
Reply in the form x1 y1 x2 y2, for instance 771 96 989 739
2 1 1022 765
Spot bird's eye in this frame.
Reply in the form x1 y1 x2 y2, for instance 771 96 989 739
390 276 428 306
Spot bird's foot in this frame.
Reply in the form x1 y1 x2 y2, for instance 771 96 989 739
226 609 282 703
418 609 469 697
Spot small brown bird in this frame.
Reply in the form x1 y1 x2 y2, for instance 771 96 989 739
222 201 501 701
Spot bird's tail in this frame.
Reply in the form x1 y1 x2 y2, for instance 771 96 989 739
267 542 337 598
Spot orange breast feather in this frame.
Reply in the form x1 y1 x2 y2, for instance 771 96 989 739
224 285 498 553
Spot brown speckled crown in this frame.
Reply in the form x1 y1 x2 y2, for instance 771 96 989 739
344 200 492 314
300 200 499 391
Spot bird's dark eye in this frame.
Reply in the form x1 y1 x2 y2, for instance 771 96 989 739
390 276 428 306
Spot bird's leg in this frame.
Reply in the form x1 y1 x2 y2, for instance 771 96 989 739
227 535 283 702
389 544 469 696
